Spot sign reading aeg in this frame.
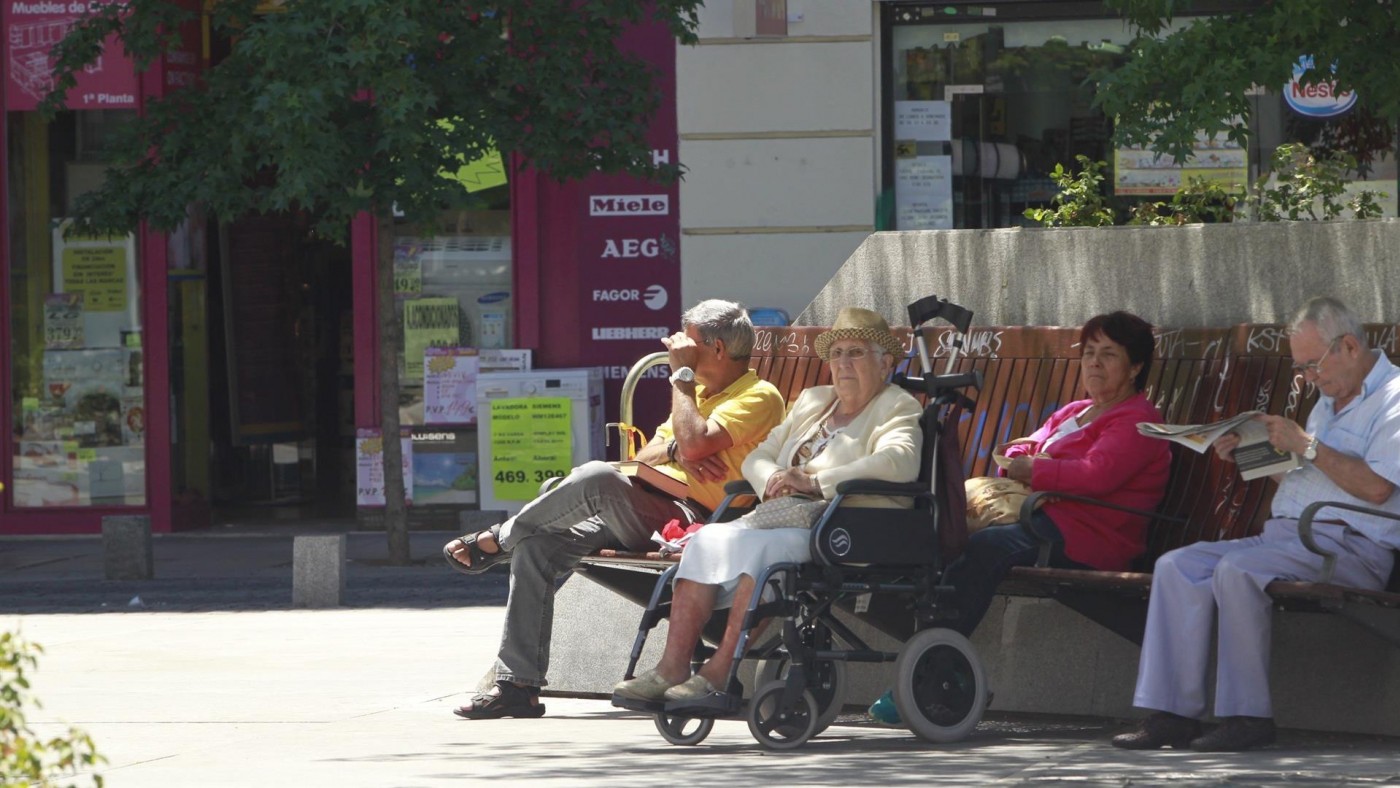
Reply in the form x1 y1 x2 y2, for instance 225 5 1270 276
601 236 675 259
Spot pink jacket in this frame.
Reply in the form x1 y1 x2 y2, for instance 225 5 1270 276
1002 394 1171 570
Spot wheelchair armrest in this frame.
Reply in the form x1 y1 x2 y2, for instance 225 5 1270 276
724 479 756 495
833 479 927 497
1298 500 1400 583
1018 491 1183 567
709 479 759 523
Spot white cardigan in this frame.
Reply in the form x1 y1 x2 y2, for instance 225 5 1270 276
742 384 922 509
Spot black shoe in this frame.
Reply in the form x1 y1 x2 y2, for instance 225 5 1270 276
1111 712 1203 750
453 681 546 720
1189 716 1276 752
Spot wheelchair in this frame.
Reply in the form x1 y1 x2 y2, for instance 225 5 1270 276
610 295 989 750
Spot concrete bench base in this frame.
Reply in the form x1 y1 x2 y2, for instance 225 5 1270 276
547 573 1400 736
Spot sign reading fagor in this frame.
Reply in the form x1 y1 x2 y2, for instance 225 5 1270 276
589 195 670 216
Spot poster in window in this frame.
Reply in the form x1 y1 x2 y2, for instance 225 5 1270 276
894 100 951 142
403 297 461 384
895 155 954 230
1114 126 1247 196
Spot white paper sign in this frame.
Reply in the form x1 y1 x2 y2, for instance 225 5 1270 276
894 100 951 142
423 347 479 425
356 428 414 506
895 155 954 230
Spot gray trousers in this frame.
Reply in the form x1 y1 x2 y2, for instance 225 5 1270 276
1133 518 1393 719
494 461 696 687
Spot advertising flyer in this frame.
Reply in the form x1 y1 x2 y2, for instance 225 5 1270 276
43 293 84 349
895 155 954 230
355 428 414 507
487 397 572 501
1114 129 1247 196
423 347 479 425
894 100 952 142
402 297 460 383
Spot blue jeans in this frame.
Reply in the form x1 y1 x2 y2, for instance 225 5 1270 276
942 511 1091 637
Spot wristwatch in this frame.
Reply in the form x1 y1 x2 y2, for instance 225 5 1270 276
1303 434 1320 462
669 366 696 385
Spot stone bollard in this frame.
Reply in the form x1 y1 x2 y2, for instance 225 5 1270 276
102 515 153 581
458 510 508 534
293 535 346 608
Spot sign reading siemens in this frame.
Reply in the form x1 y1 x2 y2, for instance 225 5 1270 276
1284 56 1358 118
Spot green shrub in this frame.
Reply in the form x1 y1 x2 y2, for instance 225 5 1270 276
1248 143 1386 222
1024 155 1116 227
1127 176 1241 226
2 632 105 788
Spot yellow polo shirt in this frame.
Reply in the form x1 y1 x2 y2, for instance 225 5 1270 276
650 370 784 512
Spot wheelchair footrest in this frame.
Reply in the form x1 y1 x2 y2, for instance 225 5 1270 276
610 694 665 714
663 691 743 719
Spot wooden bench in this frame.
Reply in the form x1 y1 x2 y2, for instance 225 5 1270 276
575 321 1400 648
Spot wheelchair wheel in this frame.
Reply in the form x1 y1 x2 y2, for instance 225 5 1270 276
893 628 988 743
654 712 714 746
754 656 847 735
747 679 819 750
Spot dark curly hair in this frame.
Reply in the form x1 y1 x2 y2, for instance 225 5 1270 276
1079 311 1155 392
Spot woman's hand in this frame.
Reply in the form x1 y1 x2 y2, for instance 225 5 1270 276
995 438 1038 458
1005 456 1035 484
764 467 820 499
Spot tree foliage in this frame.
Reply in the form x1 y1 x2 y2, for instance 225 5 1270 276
46 0 701 563
2 632 105 788
46 0 701 238
1096 0 1400 163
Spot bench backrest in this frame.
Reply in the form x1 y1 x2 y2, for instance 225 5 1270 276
747 322 1400 567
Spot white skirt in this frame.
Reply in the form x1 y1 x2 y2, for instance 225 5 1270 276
674 520 811 608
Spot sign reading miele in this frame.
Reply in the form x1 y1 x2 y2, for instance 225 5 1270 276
589 194 670 217
566 22 682 435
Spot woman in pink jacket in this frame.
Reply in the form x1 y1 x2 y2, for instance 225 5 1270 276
871 311 1170 723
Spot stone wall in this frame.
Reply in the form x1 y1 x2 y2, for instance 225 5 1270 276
798 221 1400 328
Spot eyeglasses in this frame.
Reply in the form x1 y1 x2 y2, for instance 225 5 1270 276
1291 337 1341 376
827 346 871 361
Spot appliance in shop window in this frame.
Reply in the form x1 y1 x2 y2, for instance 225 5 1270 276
409 235 513 348
477 368 605 515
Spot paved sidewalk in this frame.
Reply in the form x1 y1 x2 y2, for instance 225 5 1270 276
5 531 1400 786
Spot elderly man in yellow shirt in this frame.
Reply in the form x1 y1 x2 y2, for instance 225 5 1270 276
444 299 785 720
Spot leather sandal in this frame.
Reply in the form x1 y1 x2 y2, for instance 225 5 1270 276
443 524 508 575
453 681 546 720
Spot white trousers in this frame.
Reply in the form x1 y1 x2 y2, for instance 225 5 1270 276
1133 518 1393 718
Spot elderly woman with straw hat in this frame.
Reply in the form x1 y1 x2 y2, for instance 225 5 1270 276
614 307 922 707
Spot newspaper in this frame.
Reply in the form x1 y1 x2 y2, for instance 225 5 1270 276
1137 410 1301 481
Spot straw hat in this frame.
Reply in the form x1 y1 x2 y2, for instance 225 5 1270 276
814 307 904 361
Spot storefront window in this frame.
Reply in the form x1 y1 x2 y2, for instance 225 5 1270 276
392 206 513 426
884 6 1397 229
7 110 146 507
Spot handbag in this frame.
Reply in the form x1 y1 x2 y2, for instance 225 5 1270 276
741 495 830 531
964 476 1041 532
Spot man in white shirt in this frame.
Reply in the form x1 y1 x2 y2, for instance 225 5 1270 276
1114 296 1400 752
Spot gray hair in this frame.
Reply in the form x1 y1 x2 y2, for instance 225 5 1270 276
1288 296 1365 344
681 299 755 360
